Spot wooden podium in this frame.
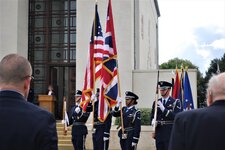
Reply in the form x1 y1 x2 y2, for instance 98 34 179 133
38 95 55 114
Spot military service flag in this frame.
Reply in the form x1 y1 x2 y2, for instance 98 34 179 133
183 69 194 110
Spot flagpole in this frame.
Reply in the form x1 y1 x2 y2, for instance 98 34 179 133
91 2 97 132
180 64 184 106
63 96 67 135
116 57 125 135
92 1 98 93
152 70 159 138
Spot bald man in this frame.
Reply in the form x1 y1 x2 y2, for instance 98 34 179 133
169 72 225 150
0 54 58 150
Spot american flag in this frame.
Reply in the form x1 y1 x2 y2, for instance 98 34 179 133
81 4 104 111
98 0 120 122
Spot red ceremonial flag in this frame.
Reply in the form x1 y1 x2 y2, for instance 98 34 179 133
98 0 120 122
81 3 104 111
172 67 181 99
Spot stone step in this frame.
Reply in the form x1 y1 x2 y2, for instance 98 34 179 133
58 139 72 145
57 121 73 149
57 125 72 128
56 125 72 130
58 144 74 150
57 130 72 135
58 135 72 140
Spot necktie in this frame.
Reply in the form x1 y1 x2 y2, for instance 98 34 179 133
163 99 166 105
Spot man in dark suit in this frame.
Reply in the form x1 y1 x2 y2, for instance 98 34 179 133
0 54 58 150
150 81 182 150
169 72 225 150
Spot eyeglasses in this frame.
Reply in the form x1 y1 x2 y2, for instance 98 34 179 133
23 75 34 80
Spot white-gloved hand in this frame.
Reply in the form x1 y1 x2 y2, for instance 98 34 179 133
151 118 157 128
151 118 155 126
103 137 109 141
157 101 165 112
91 94 96 101
75 107 81 113
116 97 122 107
132 142 137 147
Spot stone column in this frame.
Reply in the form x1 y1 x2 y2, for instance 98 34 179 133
0 0 28 59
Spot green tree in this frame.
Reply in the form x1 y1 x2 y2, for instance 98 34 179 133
205 53 225 79
160 57 198 69
203 53 225 104
160 57 205 108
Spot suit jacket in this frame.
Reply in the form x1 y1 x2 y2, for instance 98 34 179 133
150 97 182 141
169 100 225 150
0 90 58 150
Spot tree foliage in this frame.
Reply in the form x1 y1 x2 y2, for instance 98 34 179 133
203 53 225 104
160 57 198 69
160 57 205 108
205 53 225 80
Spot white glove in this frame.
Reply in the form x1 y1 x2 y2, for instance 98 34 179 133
151 118 157 128
75 107 81 113
103 137 109 141
151 118 155 126
157 101 165 112
132 142 137 147
91 94 95 101
116 97 122 107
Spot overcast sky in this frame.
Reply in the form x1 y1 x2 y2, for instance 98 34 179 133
158 0 225 75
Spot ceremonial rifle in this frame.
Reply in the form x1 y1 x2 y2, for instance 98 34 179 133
152 70 159 138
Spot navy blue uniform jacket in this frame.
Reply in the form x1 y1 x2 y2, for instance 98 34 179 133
112 106 141 144
0 91 58 150
150 97 182 141
71 105 90 135
169 100 225 150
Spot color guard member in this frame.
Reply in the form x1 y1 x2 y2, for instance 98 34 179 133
112 91 141 150
71 90 90 150
150 81 182 150
86 88 112 150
